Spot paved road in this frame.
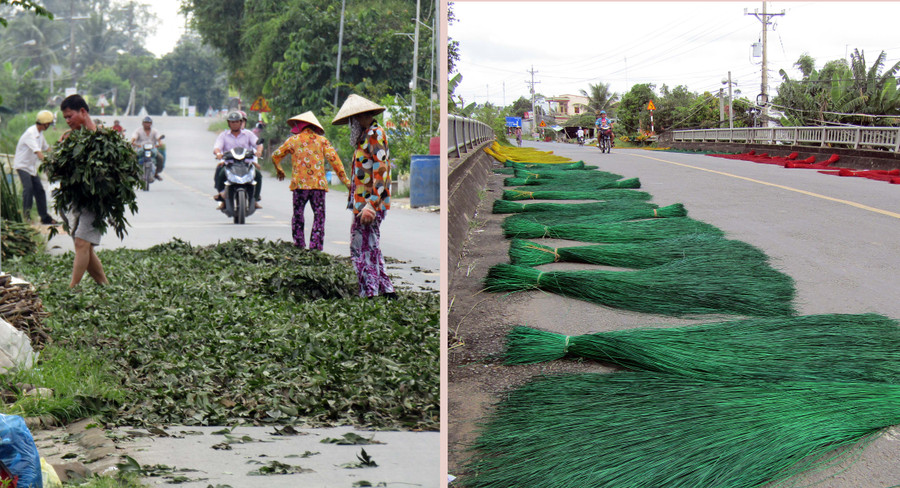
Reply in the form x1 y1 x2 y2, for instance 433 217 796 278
46 115 440 293
449 140 900 486
39 115 441 487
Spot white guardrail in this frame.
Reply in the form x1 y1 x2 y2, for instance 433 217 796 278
448 114 494 158
670 126 900 152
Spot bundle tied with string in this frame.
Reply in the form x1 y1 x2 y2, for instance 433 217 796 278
505 160 587 170
483 257 795 317
460 371 900 488
504 177 642 190
514 168 622 180
492 199 658 215
508 234 767 268
501 188 652 201
502 217 724 242
502 203 687 229
502 314 900 383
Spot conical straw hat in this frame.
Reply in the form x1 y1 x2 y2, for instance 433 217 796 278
287 111 324 133
332 94 385 125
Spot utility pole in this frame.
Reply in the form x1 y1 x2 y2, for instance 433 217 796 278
746 2 784 127
410 0 421 125
718 88 725 127
526 65 540 135
334 0 346 107
728 71 734 129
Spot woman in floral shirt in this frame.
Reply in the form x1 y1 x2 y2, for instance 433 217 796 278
332 94 396 299
271 111 351 250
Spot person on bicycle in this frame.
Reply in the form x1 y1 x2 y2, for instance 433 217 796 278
595 110 615 148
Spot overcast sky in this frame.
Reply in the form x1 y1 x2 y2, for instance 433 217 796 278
449 1 900 108
144 0 189 57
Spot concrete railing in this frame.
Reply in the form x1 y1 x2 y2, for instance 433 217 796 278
448 114 494 157
670 126 900 152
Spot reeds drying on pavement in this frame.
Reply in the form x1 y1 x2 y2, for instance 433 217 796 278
502 217 724 242
501 188 652 201
461 371 900 488
507 234 767 268
502 203 687 228
483 257 795 317
492 199 657 214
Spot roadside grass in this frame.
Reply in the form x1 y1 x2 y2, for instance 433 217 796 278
3 239 439 431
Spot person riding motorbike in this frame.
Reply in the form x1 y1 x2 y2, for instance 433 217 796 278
130 116 165 180
213 111 263 209
595 110 615 148
576 127 585 145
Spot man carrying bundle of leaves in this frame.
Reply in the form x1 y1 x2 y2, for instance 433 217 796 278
49 94 141 288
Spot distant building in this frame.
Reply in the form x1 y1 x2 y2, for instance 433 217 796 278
545 94 590 124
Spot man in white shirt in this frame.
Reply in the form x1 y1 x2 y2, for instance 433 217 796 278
13 110 58 224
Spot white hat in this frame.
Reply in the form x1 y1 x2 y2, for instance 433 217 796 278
332 94 385 125
287 111 324 133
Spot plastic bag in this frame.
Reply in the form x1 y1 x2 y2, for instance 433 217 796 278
40 458 60 488
0 415 42 487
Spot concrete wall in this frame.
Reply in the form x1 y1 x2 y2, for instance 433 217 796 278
448 141 494 269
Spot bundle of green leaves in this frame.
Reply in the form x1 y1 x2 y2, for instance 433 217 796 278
43 127 141 239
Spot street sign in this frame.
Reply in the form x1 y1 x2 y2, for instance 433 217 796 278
505 117 522 128
250 96 271 112
647 100 656 111
539 120 546 127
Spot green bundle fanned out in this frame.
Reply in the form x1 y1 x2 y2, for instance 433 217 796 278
43 127 141 239
502 217 724 242
492 199 658 214
504 160 586 170
501 188 652 201
483 257 795 317
460 372 900 488
503 177 642 190
503 203 687 228
508 233 766 268
492 168 515 175
514 168 622 180
502 314 900 382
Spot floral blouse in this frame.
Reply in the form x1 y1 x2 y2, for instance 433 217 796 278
271 128 350 191
352 121 391 214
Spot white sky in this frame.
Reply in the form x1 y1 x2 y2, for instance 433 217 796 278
449 1 900 108
143 0 189 57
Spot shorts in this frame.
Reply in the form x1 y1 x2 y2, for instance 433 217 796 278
63 207 102 245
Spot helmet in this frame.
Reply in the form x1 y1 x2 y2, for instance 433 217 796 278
143 116 153 123
226 111 242 122
599 110 606 115
238 110 247 121
36 110 54 124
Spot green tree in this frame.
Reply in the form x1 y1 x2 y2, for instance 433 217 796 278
617 83 656 134
160 34 226 113
0 0 53 27
79 64 129 112
580 81 618 116
509 96 531 118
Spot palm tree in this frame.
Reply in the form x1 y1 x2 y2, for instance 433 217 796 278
580 82 619 116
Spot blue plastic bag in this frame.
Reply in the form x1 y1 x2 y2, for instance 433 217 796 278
0 414 42 487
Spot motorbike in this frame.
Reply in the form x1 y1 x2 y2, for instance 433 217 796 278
139 143 156 191
598 128 613 154
220 147 258 224
577 135 585 146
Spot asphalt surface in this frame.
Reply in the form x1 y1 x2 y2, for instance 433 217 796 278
36 114 441 487
448 140 900 486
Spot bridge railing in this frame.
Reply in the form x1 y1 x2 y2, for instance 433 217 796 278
670 126 900 152
448 114 494 158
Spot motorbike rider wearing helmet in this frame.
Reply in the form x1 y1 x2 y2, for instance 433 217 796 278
594 110 615 147
213 111 263 209
130 116 165 180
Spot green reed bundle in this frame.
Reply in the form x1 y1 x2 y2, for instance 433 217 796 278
492 199 657 215
483 257 795 317
507 234 766 268
514 168 622 180
503 203 687 229
505 160 586 170
504 177 641 190
502 314 900 382
501 188 652 201
502 217 724 242
460 371 900 488
492 168 515 175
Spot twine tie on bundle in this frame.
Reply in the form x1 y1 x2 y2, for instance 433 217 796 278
563 336 571 353
525 244 560 262
653 208 658 217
